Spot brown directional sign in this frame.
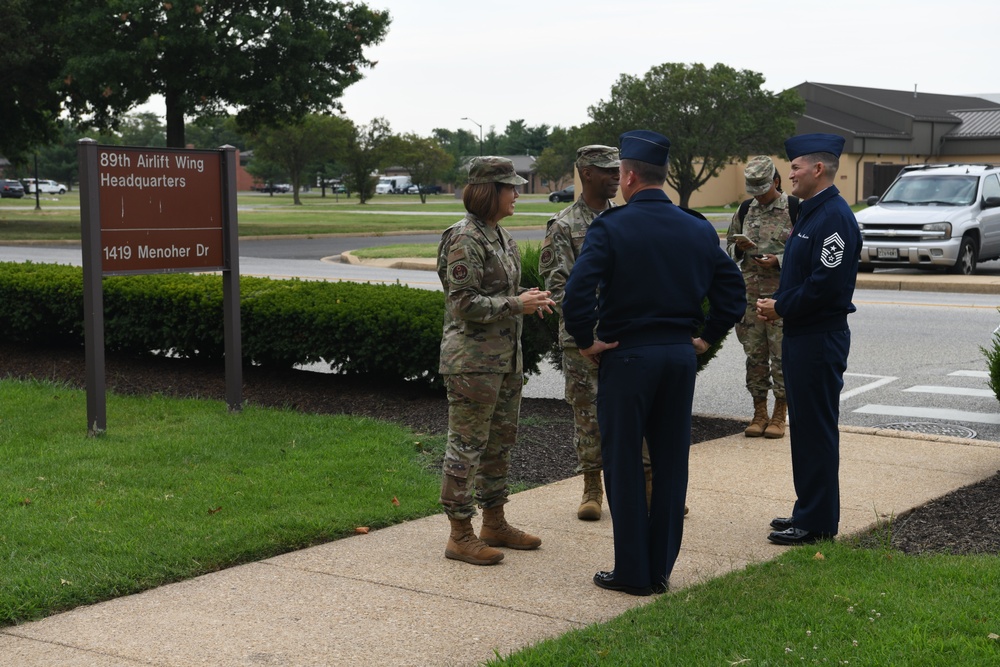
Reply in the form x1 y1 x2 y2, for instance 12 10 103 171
96 146 225 274
79 141 242 435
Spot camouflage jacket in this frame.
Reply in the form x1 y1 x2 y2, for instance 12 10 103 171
538 197 613 348
725 192 793 302
437 214 525 374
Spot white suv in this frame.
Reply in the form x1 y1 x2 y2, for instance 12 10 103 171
856 164 1000 274
24 179 68 195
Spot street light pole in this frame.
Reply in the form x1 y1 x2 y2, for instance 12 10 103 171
461 117 483 156
33 152 41 210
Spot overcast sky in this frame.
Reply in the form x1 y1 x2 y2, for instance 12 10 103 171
142 0 998 137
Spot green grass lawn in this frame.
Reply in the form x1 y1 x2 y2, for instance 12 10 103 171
490 542 1000 665
0 378 445 626
0 192 558 241
0 191 762 242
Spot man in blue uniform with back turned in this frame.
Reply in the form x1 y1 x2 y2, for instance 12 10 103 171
562 129 745 595
756 133 861 546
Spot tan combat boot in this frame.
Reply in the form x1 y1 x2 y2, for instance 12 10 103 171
480 506 542 550
445 517 503 565
764 398 787 439
744 398 769 437
578 471 603 520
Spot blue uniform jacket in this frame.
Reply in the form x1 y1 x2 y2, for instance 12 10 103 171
774 186 861 335
562 188 746 350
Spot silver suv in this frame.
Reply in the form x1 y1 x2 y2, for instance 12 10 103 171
856 164 1000 274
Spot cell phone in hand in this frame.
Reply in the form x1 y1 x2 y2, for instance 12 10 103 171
731 233 756 247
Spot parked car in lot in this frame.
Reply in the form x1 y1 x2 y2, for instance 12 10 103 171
548 185 575 203
254 183 292 193
856 164 1000 275
406 184 443 195
1 180 25 198
24 178 67 194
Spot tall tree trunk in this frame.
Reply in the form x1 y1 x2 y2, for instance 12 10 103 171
164 88 186 148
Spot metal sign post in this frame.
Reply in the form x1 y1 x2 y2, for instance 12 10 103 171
78 140 242 435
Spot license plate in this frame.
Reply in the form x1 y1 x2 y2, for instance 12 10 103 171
876 248 898 259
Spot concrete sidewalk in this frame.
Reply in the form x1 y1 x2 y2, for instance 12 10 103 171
3 426 998 667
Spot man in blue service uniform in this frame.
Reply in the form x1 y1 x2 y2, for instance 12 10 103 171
562 129 745 595
756 133 861 546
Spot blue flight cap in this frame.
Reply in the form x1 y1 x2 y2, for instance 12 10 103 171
784 133 846 160
619 130 671 166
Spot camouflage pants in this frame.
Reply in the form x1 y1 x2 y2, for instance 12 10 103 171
563 347 650 472
563 347 602 473
734 303 785 400
440 371 523 520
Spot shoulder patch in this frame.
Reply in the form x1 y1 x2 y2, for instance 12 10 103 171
450 262 471 285
539 244 555 268
820 232 846 268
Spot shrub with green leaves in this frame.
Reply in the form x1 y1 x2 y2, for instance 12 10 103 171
981 330 1000 402
0 262 556 385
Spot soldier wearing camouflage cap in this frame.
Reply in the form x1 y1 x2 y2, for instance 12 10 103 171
726 156 797 440
436 156 555 566
538 145 621 521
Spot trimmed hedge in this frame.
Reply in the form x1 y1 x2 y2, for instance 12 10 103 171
0 255 727 386
0 262 547 385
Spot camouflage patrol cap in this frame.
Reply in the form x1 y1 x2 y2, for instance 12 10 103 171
744 156 776 196
576 145 620 169
467 156 528 185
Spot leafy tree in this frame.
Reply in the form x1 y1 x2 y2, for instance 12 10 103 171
588 62 804 207
533 147 573 192
59 1 391 148
496 120 550 157
385 135 453 203
34 122 91 190
0 0 67 163
250 114 353 205
532 125 600 191
117 112 166 147
432 128 479 186
244 158 288 195
343 118 392 204
185 115 249 151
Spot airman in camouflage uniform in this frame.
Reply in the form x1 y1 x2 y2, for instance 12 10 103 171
540 145 660 521
726 156 795 439
437 156 555 566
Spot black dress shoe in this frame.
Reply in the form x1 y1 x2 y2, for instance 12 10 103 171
770 516 793 531
767 527 834 546
593 570 653 596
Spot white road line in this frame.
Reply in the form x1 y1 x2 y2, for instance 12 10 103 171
854 404 1000 424
949 370 990 378
904 385 994 398
840 373 898 401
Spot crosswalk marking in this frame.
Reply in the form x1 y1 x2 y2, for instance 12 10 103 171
949 370 990 378
854 404 1000 425
904 385 995 398
840 373 897 401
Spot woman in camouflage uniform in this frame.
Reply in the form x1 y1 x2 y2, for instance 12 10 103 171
436 156 555 566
